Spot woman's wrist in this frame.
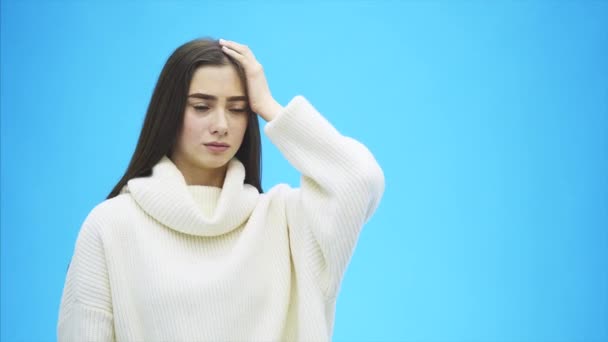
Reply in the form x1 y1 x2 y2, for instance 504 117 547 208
260 100 283 122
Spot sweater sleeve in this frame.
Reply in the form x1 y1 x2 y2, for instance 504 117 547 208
57 210 115 342
264 96 385 300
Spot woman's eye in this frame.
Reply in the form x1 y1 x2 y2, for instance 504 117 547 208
192 105 245 113
193 105 209 112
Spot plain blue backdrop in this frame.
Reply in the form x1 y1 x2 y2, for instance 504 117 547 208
2 0 607 341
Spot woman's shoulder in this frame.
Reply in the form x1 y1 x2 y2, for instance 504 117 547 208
258 183 301 211
261 183 295 198
81 193 139 233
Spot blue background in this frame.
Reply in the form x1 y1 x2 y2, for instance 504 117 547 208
2 1 607 341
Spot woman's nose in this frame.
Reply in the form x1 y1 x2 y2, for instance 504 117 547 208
210 111 228 136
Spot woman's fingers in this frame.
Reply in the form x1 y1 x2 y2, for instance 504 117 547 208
221 45 244 61
219 39 245 53
219 39 256 59
220 39 263 74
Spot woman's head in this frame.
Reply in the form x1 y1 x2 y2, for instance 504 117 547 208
107 38 262 199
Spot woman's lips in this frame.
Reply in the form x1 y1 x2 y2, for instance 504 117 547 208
204 143 230 153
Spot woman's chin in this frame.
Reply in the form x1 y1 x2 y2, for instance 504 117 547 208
196 155 232 169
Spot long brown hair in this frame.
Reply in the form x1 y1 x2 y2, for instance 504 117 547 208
107 37 262 199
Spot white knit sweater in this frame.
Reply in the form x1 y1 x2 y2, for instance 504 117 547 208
57 95 385 342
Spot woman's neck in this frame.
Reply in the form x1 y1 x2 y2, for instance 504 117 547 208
170 158 227 188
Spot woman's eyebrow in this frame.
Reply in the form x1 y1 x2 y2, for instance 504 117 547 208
188 93 247 102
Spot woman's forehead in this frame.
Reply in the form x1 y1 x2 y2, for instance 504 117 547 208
189 65 244 97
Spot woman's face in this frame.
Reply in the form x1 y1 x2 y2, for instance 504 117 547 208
172 64 249 180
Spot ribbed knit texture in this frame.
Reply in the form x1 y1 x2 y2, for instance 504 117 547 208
57 95 385 342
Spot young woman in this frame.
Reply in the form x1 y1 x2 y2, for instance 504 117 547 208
58 37 384 341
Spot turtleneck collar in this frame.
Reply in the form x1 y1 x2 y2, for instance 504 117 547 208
123 155 259 237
